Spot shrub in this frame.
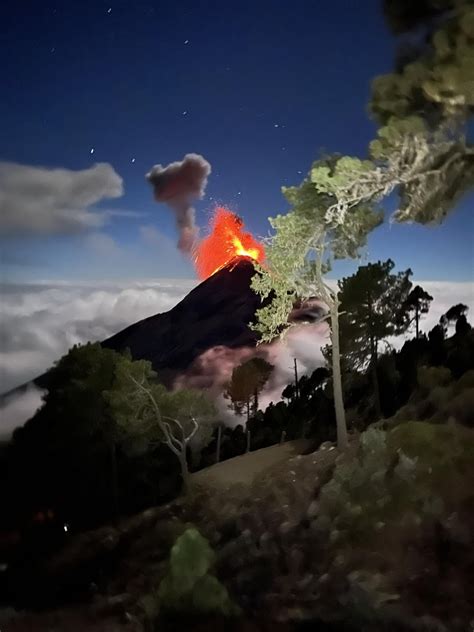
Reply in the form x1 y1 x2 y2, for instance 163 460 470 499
417 366 452 392
158 528 240 617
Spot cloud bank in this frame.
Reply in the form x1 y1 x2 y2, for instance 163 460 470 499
0 279 196 395
0 162 123 235
0 279 471 439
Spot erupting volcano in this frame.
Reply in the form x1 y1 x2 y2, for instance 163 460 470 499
194 207 265 279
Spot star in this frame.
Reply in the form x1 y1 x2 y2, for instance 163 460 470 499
90 148 95 154
274 123 279 128
131 157 136 163
237 191 242 196
50 47 56 53
107 7 112 13
184 39 189 44
182 111 188 116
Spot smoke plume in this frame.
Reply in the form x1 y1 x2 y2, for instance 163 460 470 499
146 153 211 254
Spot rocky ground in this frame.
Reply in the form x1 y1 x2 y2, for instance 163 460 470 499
1 422 473 632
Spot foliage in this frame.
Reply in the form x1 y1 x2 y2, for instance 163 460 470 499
251 157 383 448
417 365 453 392
338 259 413 371
10 344 162 524
105 363 216 458
313 421 474 577
377 0 474 123
313 126 474 226
393 366 474 426
158 528 240 616
251 157 383 345
33 342 133 445
441 302 469 328
190 419 474 628
402 284 434 338
225 357 273 418
305 1 474 228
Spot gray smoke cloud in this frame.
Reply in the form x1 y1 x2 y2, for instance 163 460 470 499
146 153 211 254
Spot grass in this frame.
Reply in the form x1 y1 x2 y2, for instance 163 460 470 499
191 439 312 490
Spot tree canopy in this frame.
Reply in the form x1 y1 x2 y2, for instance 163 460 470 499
403 285 434 338
338 259 413 372
225 357 274 420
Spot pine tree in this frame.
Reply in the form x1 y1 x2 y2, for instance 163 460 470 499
338 260 413 418
403 285 434 338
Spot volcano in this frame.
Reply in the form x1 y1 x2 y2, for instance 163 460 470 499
2 256 325 401
101 257 264 385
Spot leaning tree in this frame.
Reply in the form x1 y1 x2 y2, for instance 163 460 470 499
252 2 474 448
251 158 383 449
106 359 217 494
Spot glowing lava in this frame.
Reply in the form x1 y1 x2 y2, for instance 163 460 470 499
194 207 265 279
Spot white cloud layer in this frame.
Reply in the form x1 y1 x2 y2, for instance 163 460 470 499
0 162 124 235
0 386 45 440
0 278 471 439
0 279 196 395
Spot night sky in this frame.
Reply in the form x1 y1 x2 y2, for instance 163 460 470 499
1 0 473 282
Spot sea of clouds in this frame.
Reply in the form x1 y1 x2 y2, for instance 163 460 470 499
0 279 472 439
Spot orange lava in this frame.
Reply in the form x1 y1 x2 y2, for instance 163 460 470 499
194 207 265 279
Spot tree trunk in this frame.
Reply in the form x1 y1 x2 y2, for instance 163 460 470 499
178 451 190 495
330 298 348 449
294 358 299 400
370 334 382 420
415 303 420 339
246 429 251 453
370 354 382 420
246 399 250 423
215 425 222 464
109 442 119 524
367 290 382 420
253 388 259 417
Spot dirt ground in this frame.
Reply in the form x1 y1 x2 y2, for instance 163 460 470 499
191 440 312 489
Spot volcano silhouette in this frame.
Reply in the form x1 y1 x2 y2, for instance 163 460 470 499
101 256 264 385
2 256 324 401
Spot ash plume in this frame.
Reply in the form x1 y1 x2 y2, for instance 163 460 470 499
146 153 211 254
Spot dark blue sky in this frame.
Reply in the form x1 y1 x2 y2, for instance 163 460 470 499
1 0 473 282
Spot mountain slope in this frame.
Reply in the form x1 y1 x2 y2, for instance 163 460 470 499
102 257 263 384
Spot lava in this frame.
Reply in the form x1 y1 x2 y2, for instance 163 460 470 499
194 207 265 279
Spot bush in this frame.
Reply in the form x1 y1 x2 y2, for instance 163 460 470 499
417 366 452 392
310 422 474 622
158 528 240 617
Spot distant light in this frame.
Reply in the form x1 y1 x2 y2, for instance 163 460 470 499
63 524 68 532
90 148 95 154
274 123 279 128
50 47 56 53
131 157 136 163
107 7 112 13
182 111 188 116
184 39 189 44
237 191 241 196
